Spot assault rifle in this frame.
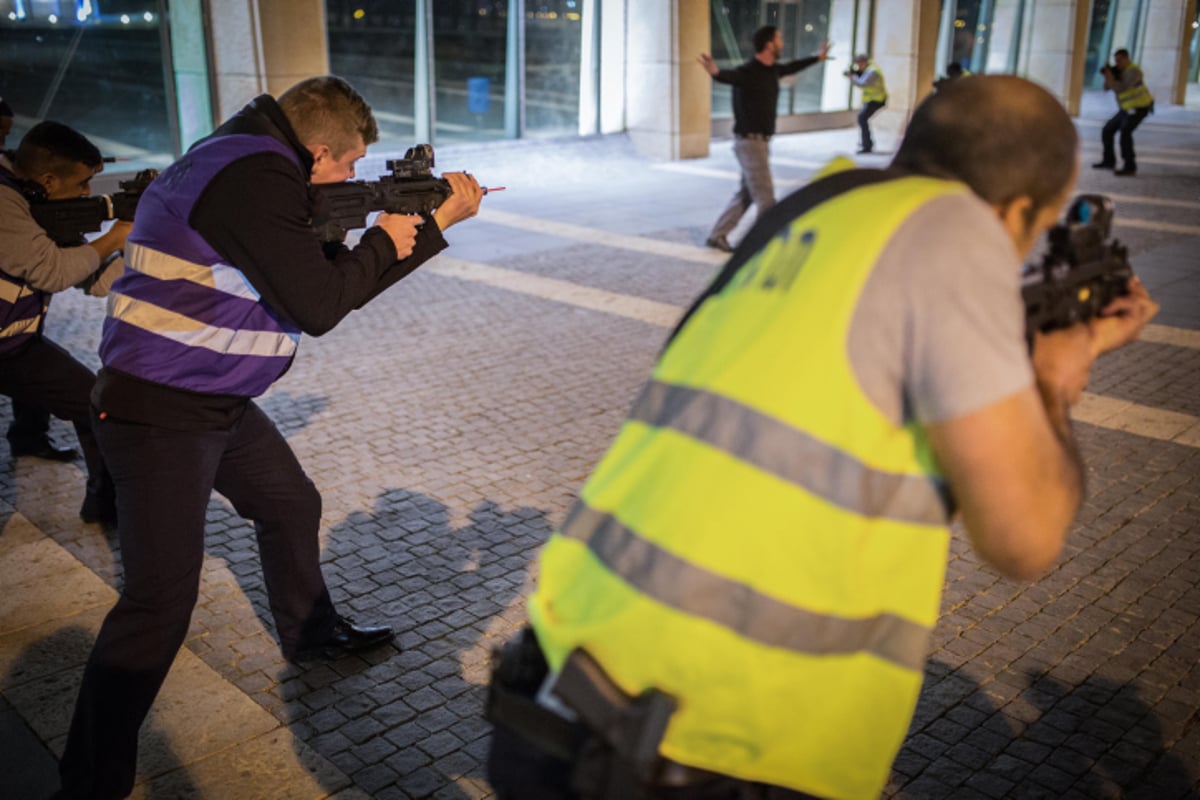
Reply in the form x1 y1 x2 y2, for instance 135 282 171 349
29 169 158 246
311 144 452 242
1021 194 1132 342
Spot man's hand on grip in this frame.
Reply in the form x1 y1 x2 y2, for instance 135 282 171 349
1088 277 1158 358
375 213 422 260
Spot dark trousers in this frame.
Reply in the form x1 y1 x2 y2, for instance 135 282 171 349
0 337 111 503
7 398 53 448
858 101 885 152
57 402 337 799
1101 106 1152 168
488 722 820 800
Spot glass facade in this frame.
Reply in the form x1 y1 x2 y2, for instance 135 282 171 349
0 0 175 165
1191 8 1200 83
326 0 585 145
524 1 584 136
1081 0 1149 89
326 0 419 147
935 0 1015 79
2 1 1195 166
708 0 871 121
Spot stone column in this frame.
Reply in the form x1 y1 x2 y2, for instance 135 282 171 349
598 0 629 134
869 0 941 139
1020 0 1090 114
624 0 711 160
167 0 214 151
206 0 329 121
1140 0 1197 105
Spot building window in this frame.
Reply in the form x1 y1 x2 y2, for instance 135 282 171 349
0 0 176 169
327 0 585 145
524 0 584 137
709 0 871 124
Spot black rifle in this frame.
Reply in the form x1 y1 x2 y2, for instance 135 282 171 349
311 144 452 242
28 169 158 246
1022 194 1132 342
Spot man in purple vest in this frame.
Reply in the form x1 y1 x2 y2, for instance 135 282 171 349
0 121 130 523
56 76 484 799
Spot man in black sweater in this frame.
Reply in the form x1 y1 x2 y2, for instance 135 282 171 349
55 76 483 799
699 26 831 252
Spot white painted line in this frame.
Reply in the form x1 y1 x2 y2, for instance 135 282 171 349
476 207 727 266
425 256 687 327
1116 217 1200 236
1106 192 1200 212
1094 155 1200 167
651 161 806 188
1140 324 1200 350
1081 143 1200 159
1071 393 1200 445
769 156 830 169
1076 118 1200 132
427 251 1200 448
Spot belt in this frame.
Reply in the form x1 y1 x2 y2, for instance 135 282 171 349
737 132 771 141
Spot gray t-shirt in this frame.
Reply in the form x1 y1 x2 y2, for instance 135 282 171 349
847 192 1034 426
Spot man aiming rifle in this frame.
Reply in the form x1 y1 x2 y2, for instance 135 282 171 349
56 75 485 800
0 121 129 524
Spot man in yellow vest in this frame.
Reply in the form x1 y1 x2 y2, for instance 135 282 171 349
845 54 887 154
1094 48 1154 176
485 75 1158 800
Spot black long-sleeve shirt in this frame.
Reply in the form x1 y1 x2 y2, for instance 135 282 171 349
713 56 821 136
94 95 448 430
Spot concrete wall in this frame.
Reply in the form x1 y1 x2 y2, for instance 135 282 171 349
599 0 629 134
1021 0 1091 114
870 0 941 138
1139 0 1197 105
624 0 711 160
206 0 329 121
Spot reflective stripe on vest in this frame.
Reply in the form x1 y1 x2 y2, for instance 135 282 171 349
531 174 967 800
0 169 49 356
99 134 303 396
861 61 887 103
1117 64 1153 110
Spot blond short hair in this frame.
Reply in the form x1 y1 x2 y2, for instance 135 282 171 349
277 76 379 158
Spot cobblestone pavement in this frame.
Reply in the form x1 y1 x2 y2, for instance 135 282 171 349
2 90 1199 799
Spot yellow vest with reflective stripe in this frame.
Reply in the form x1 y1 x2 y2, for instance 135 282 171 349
531 175 969 800
860 61 887 103
1117 64 1153 111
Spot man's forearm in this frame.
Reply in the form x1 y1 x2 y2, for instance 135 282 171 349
1034 377 1086 513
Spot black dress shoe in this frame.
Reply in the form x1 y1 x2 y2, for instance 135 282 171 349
79 493 118 526
10 439 80 462
704 235 733 253
1092 161 1116 169
288 616 395 662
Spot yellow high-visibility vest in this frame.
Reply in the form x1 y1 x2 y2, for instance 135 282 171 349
1117 64 1154 111
861 61 888 103
531 174 970 799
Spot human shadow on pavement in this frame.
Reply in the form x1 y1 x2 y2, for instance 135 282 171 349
891 658 1197 797
0 626 198 800
254 487 553 799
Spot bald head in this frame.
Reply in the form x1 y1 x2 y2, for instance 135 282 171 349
892 75 1078 214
